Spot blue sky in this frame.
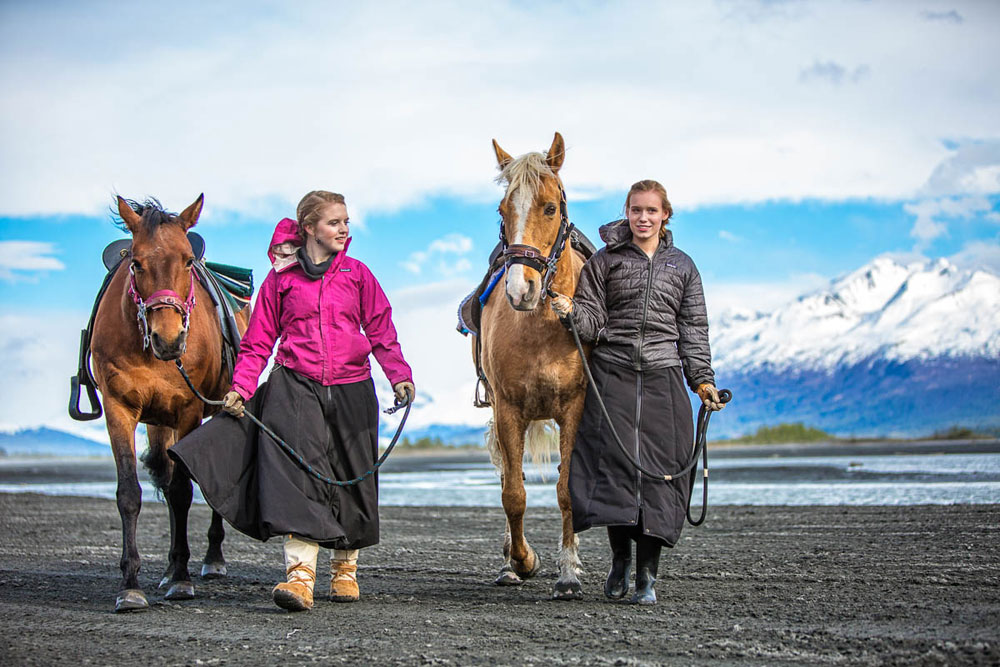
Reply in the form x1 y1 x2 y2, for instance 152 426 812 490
1 1 998 438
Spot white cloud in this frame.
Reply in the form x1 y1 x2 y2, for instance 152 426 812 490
401 234 473 275
0 311 111 441
704 273 829 318
718 230 743 243
798 61 871 85
0 241 65 280
949 240 1000 274
921 140 1000 197
0 1 998 217
379 278 487 430
904 196 999 247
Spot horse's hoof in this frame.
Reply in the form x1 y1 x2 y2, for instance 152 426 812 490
552 580 583 601
513 547 542 579
164 581 195 600
115 589 149 613
201 562 227 579
494 566 523 586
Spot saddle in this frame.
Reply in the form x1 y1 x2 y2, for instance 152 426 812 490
68 233 254 421
457 228 596 407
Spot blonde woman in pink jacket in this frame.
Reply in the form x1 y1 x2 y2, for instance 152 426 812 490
172 191 414 612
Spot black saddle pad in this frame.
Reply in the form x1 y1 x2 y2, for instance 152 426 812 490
102 232 206 271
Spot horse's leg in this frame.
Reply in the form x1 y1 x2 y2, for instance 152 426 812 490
552 394 586 600
493 400 539 585
105 401 147 612
201 510 228 579
155 422 196 600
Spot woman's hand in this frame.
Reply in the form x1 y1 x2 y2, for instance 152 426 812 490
549 292 574 319
393 381 415 404
222 390 245 418
696 383 724 411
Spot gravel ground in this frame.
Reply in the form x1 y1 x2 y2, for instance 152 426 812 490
0 493 997 666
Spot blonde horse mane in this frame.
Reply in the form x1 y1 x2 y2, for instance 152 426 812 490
496 151 556 203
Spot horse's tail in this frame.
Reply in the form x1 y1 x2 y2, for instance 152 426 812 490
484 417 559 477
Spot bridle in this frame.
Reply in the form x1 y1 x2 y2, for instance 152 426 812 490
127 258 197 350
499 181 575 303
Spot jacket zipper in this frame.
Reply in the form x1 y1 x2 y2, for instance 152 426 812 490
635 255 654 371
318 275 328 384
634 369 643 517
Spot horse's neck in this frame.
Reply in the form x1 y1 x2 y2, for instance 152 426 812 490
548 240 582 298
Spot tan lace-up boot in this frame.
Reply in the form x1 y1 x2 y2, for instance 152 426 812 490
272 535 319 611
330 549 359 602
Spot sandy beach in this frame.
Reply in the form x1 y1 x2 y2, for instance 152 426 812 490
0 491 997 666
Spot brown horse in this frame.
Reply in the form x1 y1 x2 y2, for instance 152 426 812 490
90 195 248 612
479 132 589 599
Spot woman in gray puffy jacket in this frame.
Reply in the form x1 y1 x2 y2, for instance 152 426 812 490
550 179 724 605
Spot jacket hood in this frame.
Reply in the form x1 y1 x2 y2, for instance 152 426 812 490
599 219 674 251
268 217 354 273
268 218 302 269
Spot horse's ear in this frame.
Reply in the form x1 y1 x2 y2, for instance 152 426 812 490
493 139 513 169
179 194 204 230
117 196 141 233
546 132 565 173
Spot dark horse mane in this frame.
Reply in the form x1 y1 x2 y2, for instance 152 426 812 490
112 197 178 233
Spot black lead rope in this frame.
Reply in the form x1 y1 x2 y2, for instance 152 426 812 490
175 360 411 487
561 306 732 526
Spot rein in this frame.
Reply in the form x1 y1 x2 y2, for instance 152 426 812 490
558 298 732 526
499 185 574 302
175 361 411 487
127 262 197 350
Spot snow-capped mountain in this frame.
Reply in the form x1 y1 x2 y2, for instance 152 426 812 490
711 256 1000 438
713 257 1000 372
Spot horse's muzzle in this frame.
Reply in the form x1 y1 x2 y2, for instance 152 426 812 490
150 330 188 361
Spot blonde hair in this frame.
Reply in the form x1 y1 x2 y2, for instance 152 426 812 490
623 180 673 239
296 190 346 242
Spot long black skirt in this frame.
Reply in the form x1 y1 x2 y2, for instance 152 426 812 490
169 366 380 550
569 356 694 547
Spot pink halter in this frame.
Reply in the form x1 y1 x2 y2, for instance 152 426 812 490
127 263 198 350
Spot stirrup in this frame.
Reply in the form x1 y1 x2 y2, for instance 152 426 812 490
473 374 492 408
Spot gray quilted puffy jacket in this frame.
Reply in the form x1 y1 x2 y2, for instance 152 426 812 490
567 220 715 390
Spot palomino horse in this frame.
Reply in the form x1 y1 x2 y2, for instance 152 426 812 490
91 196 248 612
479 132 589 599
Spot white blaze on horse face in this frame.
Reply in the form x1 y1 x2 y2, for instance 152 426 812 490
504 186 536 308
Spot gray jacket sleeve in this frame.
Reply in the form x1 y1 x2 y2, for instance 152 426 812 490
676 262 715 391
564 252 608 343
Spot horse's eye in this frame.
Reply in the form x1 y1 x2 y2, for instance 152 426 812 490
185 258 195 269
131 260 143 273
544 204 557 216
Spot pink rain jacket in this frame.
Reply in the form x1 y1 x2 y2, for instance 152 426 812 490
231 218 413 400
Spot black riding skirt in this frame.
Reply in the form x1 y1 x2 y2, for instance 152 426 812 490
169 365 380 550
569 356 694 547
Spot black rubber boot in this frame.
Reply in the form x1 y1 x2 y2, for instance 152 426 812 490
630 535 662 605
604 526 633 600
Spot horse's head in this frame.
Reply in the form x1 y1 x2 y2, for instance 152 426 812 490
117 195 203 361
494 132 567 311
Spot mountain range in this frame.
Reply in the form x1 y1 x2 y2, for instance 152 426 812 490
710 256 1000 437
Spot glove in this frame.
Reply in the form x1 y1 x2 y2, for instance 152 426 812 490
696 383 724 411
393 381 415 404
222 390 245 418
549 293 574 319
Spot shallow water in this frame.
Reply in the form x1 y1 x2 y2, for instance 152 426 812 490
1 452 998 506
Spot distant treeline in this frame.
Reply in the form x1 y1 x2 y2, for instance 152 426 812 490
717 422 999 445
389 436 482 451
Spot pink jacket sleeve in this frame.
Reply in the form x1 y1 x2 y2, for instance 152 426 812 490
231 270 281 400
359 264 413 386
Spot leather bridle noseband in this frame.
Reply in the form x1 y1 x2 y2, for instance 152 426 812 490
127 259 197 350
499 182 575 302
